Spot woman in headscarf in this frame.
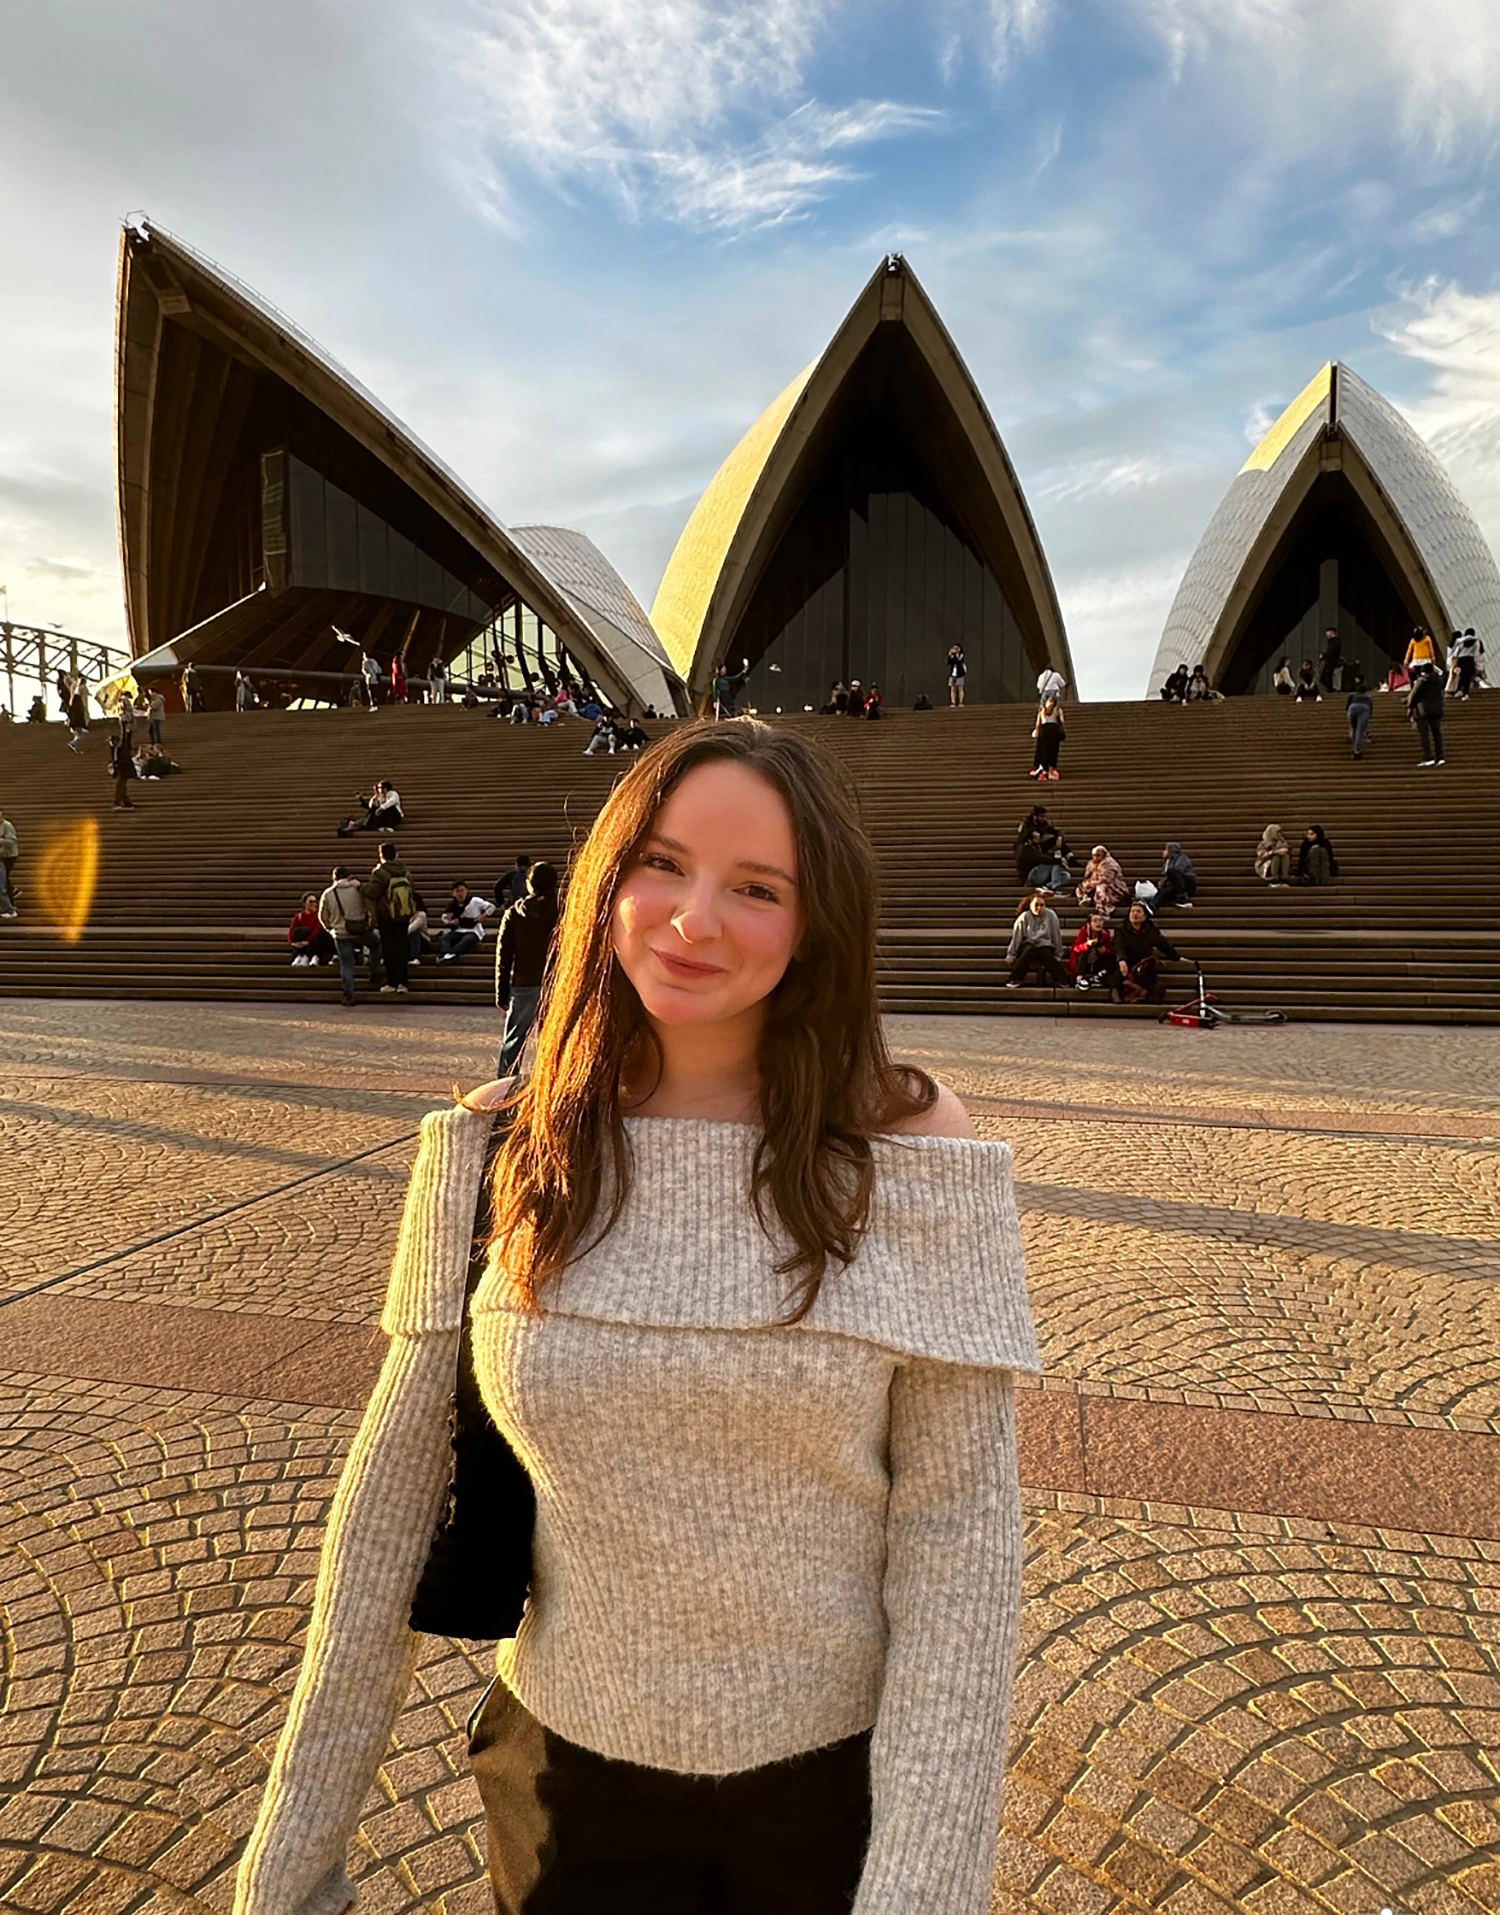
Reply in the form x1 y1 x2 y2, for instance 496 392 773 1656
1156 842 1197 909
1030 695 1066 780
1076 845 1129 915
1296 825 1339 886
1255 825 1291 887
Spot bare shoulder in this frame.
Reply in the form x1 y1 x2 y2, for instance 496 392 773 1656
884 1078 978 1140
459 1075 518 1113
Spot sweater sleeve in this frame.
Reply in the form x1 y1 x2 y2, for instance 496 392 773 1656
232 1331 458 1915
235 1105 492 1915
853 1362 1024 1915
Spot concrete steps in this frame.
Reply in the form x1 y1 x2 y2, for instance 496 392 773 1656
2 697 1497 1021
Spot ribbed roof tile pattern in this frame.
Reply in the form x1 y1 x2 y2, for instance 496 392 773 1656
1152 362 1500 692
508 524 680 712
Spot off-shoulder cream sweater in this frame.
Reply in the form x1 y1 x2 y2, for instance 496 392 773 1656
235 1103 1039 1915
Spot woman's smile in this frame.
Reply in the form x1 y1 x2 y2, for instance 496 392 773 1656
650 947 727 980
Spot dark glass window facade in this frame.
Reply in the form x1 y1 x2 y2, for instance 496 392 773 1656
1224 480 1422 694
733 416 1028 714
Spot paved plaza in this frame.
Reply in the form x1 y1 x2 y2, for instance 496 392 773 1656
2 1000 1499 1915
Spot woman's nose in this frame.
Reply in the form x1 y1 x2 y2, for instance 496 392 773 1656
672 881 722 942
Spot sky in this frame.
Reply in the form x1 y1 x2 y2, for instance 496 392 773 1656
2 0 1499 703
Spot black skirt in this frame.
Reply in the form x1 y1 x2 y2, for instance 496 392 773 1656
468 1677 872 1915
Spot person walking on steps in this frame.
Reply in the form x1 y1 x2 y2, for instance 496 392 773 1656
65 674 91 752
1449 628 1483 699
947 643 967 705
1031 695 1065 780
1404 627 1441 675
1346 675 1373 758
494 859 560 1076
1036 666 1066 705
108 733 138 810
1408 661 1446 766
234 718 1038 1915
318 865 384 1005
0 809 18 918
365 842 416 995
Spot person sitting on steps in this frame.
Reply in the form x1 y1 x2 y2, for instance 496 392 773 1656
1156 842 1197 909
1255 824 1292 887
437 883 495 962
1077 845 1130 917
1069 913 1114 992
1296 826 1339 886
1005 892 1066 990
337 780 404 837
1112 903 1182 1004
288 892 337 967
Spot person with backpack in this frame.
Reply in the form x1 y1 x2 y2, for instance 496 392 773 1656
364 842 416 994
318 865 385 1006
495 859 560 1074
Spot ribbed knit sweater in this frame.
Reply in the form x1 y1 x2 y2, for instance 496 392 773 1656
235 1103 1039 1915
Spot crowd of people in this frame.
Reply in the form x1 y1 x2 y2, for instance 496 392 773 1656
1007 801 1199 1002
288 847 563 1055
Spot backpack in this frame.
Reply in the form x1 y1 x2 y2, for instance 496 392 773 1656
385 872 415 918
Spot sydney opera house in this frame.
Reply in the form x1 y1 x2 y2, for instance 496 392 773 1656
113 219 1497 710
1151 362 1500 695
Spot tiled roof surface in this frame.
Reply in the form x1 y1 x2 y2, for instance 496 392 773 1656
1150 364 1500 692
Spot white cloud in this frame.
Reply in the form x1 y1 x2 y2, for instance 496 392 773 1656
1382 280 1500 561
1036 453 1175 505
1137 0 1500 152
1054 557 1189 699
452 0 938 230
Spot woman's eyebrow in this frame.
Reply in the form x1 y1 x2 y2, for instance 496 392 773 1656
646 834 797 888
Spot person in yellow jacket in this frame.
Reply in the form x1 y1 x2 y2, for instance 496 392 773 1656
1403 627 1441 672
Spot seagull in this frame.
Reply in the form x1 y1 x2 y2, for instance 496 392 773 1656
331 626 357 646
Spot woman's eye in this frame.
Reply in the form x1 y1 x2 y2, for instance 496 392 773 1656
639 852 679 873
741 884 780 903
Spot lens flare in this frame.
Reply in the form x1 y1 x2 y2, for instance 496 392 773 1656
36 818 100 942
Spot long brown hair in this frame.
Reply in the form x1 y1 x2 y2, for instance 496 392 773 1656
488 718 934 1321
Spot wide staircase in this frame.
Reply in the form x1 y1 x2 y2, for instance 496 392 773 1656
2 697 1498 1021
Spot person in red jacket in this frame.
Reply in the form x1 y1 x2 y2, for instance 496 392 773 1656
391 655 409 703
1068 914 1115 992
287 892 336 967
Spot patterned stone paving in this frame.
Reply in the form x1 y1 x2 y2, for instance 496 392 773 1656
1 1002 1498 1913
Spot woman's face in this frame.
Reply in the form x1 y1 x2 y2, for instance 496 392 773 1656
1028 895 1046 916
611 760 803 1031
302 894 317 912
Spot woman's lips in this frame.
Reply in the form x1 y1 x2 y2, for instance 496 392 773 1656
651 948 726 979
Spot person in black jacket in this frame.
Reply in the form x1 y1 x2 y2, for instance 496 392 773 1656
1407 663 1446 765
1112 903 1181 1004
495 860 560 1075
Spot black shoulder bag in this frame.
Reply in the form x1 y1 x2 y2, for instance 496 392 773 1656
409 1116 536 1640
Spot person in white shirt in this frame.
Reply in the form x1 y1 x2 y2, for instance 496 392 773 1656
336 780 404 837
357 650 380 709
146 688 167 745
1036 667 1067 705
437 883 494 961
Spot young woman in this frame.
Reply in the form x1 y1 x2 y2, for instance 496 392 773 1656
947 643 967 705
1296 825 1339 886
236 720 1038 1915
1255 823 1292 887
286 892 336 966
1030 694 1065 779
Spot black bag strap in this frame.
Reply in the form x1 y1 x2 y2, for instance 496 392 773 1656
409 1109 536 1641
